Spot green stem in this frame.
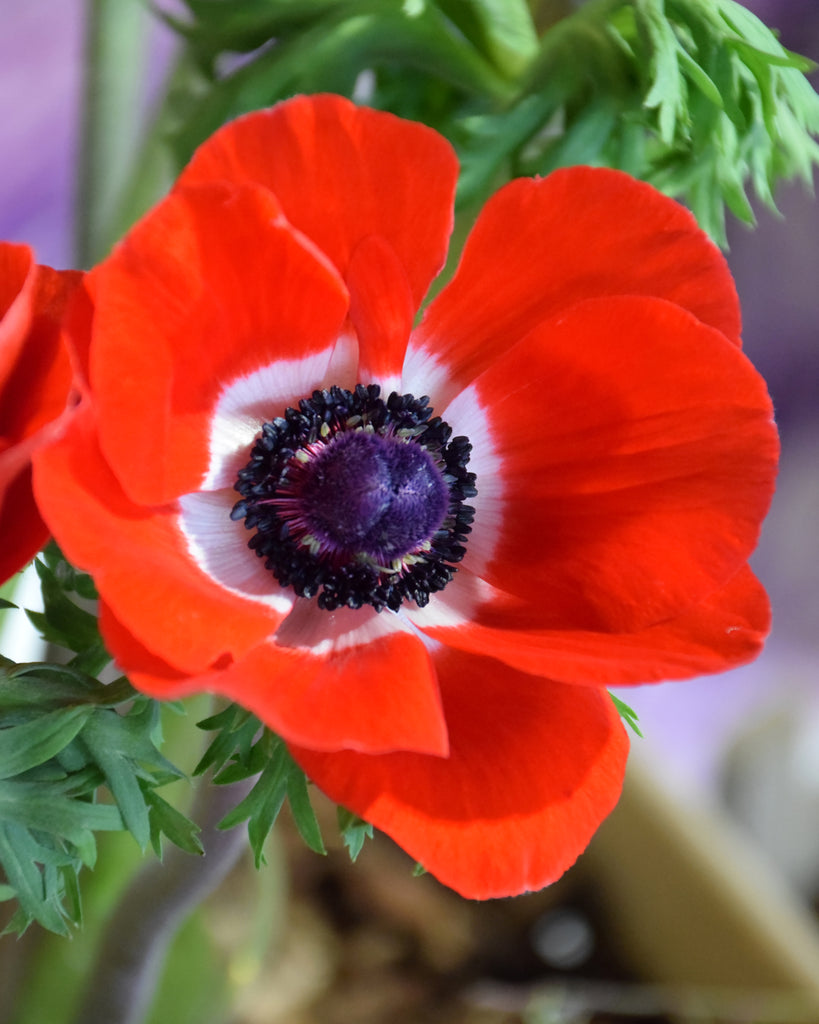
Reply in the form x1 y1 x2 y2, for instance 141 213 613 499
523 0 632 93
75 0 153 267
528 0 576 34
109 46 201 240
70 776 255 1024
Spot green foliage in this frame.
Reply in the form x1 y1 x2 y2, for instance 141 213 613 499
610 693 643 737
152 0 818 246
161 0 513 169
612 0 819 241
196 705 326 866
459 0 819 242
197 705 380 867
26 546 109 676
27 559 100 655
0 662 200 935
0 550 200 935
436 0 538 78
337 806 374 861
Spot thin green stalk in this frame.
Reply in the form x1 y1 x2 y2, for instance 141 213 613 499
75 0 153 267
109 45 201 241
70 776 254 1024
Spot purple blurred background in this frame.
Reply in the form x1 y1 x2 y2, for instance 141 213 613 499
1 0 818 881
0 3 83 270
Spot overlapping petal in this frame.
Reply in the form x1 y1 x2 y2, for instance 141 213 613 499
404 167 741 409
99 596 448 757
0 243 35 382
0 470 47 585
292 647 628 899
0 243 79 582
346 234 415 394
89 182 350 507
440 296 778 633
211 618 447 756
414 565 770 685
178 94 459 311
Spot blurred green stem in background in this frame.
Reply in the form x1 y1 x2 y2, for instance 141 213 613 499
76 0 153 266
69 775 255 1024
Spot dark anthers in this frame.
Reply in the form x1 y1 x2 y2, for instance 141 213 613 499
231 384 477 613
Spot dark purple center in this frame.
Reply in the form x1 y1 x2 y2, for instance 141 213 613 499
299 430 449 562
231 385 476 613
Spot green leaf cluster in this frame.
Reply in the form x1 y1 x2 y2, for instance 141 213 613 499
0 662 199 935
148 0 818 247
457 0 819 243
25 546 107 675
196 704 375 865
195 705 325 866
159 0 516 164
610 692 643 737
336 806 374 861
612 0 819 241
0 551 200 935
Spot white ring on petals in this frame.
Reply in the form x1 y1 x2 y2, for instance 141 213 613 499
201 335 358 492
400 342 454 410
405 567 495 632
440 382 504 578
322 329 359 392
366 369 402 397
183 331 498 637
275 598 417 655
178 489 293 614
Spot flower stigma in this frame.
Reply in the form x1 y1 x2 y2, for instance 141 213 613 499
231 384 477 612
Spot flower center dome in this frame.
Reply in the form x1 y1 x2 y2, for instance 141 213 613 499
231 385 476 612
297 429 449 561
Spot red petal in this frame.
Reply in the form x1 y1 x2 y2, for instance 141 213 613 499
89 182 350 505
0 242 36 382
418 565 770 685
101 598 448 756
347 235 415 393
0 266 78 454
33 405 284 674
98 601 211 693
178 94 457 310
0 467 49 582
0 260 80 581
408 167 741 408
214 619 448 755
445 296 778 633
292 647 628 899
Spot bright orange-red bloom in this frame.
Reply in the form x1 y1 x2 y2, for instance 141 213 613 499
0 242 79 583
33 96 778 898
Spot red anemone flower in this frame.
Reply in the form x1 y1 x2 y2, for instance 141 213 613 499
0 242 79 584
33 95 778 899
